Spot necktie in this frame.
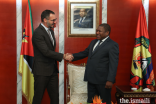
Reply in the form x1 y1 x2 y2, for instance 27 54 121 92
47 29 54 46
78 17 83 27
92 41 102 53
80 17 83 23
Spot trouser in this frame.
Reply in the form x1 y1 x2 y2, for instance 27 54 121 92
87 82 112 104
32 72 58 104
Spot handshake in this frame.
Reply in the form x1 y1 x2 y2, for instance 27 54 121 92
63 53 74 62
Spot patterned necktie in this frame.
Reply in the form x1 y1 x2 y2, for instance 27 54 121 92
47 29 54 46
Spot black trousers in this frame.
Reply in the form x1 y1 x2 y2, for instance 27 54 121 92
32 72 59 104
87 82 112 104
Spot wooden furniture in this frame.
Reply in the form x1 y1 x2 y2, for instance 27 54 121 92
115 86 156 104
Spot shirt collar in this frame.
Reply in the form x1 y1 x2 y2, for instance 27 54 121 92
82 16 86 20
80 16 86 21
101 36 109 42
41 23 49 31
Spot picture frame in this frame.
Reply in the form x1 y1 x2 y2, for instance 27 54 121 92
67 1 99 37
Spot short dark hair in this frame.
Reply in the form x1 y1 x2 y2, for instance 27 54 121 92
99 23 111 35
41 10 55 22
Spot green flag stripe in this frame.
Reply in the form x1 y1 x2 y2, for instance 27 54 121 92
28 0 33 34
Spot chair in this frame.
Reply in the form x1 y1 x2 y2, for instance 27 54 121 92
67 63 88 104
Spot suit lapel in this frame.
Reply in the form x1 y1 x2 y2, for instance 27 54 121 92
91 37 110 56
39 24 55 48
90 39 98 54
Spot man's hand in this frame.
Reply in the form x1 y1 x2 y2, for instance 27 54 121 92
63 53 74 62
105 81 113 89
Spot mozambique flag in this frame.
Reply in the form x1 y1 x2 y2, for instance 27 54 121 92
18 0 34 103
130 4 155 89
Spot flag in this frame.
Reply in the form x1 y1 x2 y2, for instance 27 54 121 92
130 4 155 89
18 0 34 103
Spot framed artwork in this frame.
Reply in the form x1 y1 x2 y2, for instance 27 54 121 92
67 1 99 37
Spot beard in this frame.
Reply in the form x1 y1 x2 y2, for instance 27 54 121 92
47 22 54 28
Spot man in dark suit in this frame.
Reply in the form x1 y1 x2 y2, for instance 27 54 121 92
69 23 119 104
32 10 72 104
74 8 93 28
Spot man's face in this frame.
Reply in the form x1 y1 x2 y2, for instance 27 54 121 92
46 13 57 28
79 9 86 17
96 26 109 40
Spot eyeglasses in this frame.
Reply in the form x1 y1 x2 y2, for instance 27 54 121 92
50 18 57 22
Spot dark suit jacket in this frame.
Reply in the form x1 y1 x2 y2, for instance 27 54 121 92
74 17 93 28
32 24 63 76
73 37 119 84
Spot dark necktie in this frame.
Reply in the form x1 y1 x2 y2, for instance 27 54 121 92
47 29 54 46
78 17 83 27
92 41 102 53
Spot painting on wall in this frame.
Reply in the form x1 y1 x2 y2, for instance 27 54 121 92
68 1 99 37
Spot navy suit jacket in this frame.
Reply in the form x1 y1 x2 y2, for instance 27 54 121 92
74 17 93 28
73 37 119 84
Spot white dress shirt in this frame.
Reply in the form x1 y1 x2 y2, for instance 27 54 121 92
41 23 54 45
79 16 86 23
92 36 109 51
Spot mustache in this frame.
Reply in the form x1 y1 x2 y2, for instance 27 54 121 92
50 23 56 28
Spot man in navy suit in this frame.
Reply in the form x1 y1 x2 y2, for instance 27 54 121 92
74 8 93 28
68 23 119 104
